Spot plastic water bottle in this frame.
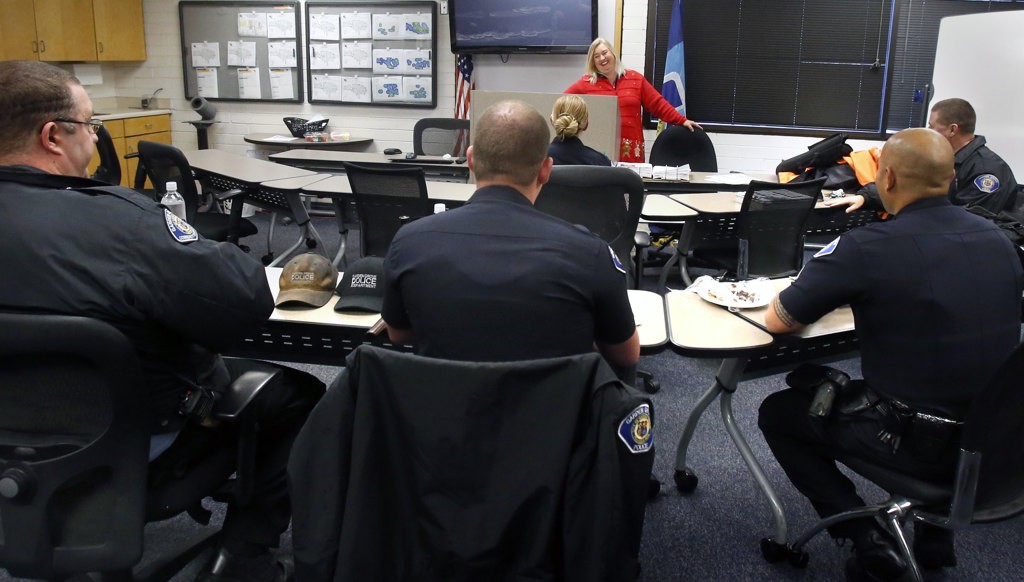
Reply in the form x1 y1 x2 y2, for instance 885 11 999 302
160 181 186 220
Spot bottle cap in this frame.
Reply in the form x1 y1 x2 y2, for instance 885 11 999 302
166 181 177 191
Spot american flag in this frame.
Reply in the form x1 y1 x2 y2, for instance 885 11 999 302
455 54 475 120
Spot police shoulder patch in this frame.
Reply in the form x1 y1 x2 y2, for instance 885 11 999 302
608 245 626 274
974 174 999 194
813 236 841 258
617 403 653 454
164 209 198 243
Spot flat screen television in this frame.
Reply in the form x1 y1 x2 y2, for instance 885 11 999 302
449 0 597 54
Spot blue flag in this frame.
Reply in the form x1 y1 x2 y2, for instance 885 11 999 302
661 0 686 115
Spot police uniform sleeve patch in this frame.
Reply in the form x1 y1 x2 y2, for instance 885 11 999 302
617 403 653 454
813 236 841 258
974 174 1000 194
608 245 626 274
165 209 199 243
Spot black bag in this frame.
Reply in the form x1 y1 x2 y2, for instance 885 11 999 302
777 133 858 191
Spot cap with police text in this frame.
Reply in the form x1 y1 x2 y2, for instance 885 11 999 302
275 253 339 308
335 256 385 313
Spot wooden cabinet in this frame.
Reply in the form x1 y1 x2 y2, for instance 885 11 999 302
92 0 147 61
33 0 97 61
5 0 146 62
0 0 40 60
88 114 171 188
124 115 172 188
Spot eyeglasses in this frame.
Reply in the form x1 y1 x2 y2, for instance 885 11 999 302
52 117 104 134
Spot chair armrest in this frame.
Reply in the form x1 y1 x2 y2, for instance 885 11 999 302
214 360 282 420
634 230 651 248
214 188 246 202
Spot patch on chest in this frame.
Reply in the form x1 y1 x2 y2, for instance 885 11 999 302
974 174 1000 194
165 209 198 243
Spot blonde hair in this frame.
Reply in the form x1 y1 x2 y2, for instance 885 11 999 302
550 95 589 140
585 37 625 83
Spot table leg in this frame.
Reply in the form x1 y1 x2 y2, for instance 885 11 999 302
673 356 788 543
720 389 788 543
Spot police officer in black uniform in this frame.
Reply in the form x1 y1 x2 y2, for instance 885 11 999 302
758 128 1023 581
928 98 1019 214
0 60 323 582
382 99 639 368
825 98 1019 217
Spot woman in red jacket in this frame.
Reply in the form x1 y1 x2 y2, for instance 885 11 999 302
565 37 703 163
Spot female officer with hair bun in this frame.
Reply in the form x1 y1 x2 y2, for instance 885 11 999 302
547 94 611 166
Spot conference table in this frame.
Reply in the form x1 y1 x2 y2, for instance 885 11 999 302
183 149 332 266
665 279 857 547
269 149 471 183
223 267 669 365
643 171 778 194
244 132 373 150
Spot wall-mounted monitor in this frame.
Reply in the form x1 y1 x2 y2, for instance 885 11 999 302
448 0 596 55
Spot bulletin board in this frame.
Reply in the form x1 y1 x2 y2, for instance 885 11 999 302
304 1 437 108
179 1 304 103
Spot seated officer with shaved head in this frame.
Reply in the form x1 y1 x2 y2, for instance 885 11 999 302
758 128 1023 580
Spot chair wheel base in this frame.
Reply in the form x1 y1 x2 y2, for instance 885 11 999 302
674 468 698 494
760 537 789 563
643 378 661 393
759 537 808 567
261 254 274 266
305 237 317 249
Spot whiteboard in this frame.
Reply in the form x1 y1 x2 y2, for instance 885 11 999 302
931 12 1024 177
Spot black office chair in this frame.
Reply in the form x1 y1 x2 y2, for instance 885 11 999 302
135 141 257 247
413 117 470 157
535 165 644 283
644 126 719 284
340 161 431 262
649 125 718 171
690 178 825 280
0 311 285 581
90 124 122 185
773 342 1024 581
535 166 658 393
288 345 654 582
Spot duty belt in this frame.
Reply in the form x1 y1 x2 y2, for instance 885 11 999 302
866 387 963 454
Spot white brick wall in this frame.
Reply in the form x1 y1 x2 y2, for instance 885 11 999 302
83 0 881 168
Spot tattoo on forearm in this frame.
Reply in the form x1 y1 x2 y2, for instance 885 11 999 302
773 299 796 328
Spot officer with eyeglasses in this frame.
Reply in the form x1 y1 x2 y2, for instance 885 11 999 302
0 60 323 582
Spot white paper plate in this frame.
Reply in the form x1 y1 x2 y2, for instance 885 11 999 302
695 280 773 309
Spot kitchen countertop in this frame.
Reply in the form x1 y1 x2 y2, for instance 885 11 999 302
93 108 172 121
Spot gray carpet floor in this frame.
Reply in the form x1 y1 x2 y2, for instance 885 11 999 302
4 210 1022 581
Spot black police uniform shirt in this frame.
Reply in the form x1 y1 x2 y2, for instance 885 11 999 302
950 135 1019 214
0 166 274 433
547 136 613 167
859 135 1019 216
382 185 636 362
778 196 1023 418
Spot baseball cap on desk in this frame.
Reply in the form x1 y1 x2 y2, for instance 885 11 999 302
275 253 339 308
335 256 385 313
